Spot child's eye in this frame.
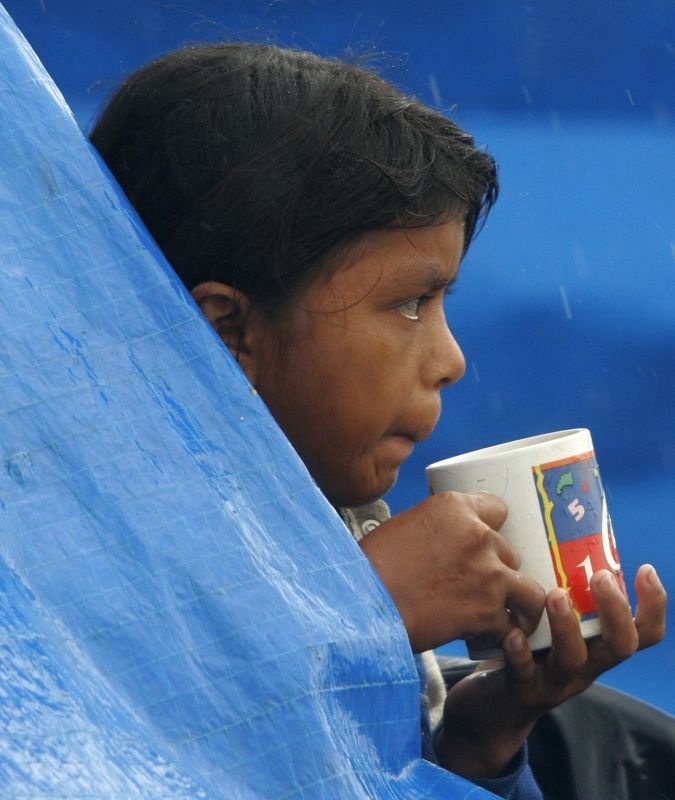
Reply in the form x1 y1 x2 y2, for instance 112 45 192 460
396 285 456 321
397 295 430 321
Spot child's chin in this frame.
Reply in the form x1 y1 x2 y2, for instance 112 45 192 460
351 470 400 508
321 459 402 509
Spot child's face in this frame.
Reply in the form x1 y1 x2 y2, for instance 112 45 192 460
248 218 466 508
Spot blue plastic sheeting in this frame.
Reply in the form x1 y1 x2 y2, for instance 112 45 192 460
0 7 499 797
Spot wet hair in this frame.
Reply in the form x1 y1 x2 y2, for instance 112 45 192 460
90 43 498 314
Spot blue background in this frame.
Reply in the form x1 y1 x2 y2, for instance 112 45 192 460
6 0 674 713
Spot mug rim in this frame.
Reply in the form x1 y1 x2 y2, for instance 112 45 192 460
426 428 589 471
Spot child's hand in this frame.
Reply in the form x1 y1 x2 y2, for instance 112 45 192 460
434 564 667 780
358 491 547 653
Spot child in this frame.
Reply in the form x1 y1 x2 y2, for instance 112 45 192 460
89 43 667 797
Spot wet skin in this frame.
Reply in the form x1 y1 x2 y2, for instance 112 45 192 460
191 219 667 781
193 218 467 508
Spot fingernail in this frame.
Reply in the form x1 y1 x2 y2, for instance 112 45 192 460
596 570 615 592
646 565 663 589
552 590 571 615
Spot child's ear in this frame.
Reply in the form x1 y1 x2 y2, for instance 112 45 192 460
190 281 260 384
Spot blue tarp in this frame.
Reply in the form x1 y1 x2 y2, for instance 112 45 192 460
0 6 501 797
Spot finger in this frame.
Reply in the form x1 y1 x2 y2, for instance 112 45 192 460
503 627 538 683
466 491 508 531
504 571 547 637
590 570 638 661
467 606 521 653
634 564 667 649
546 589 587 678
489 528 521 570
465 493 520 568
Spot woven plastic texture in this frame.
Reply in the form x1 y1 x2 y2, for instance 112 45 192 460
0 7 496 798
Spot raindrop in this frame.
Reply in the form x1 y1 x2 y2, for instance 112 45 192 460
559 285 573 319
571 244 590 278
549 109 561 133
471 361 480 383
625 88 635 106
428 74 442 107
521 85 533 105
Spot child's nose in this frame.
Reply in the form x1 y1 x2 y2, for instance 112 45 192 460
433 324 466 389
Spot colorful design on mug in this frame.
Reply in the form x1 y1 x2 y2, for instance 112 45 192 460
533 450 626 620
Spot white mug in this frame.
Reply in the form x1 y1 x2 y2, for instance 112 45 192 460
426 428 627 659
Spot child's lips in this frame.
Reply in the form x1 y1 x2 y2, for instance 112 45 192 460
390 433 415 444
386 433 416 456
389 426 434 444
381 425 434 460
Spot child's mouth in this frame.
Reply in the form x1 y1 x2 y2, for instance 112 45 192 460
386 434 416 458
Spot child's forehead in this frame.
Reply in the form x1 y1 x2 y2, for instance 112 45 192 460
332 222 464 282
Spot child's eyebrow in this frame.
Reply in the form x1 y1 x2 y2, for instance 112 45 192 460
394 262 461 292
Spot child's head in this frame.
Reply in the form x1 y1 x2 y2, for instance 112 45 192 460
91 43 498 507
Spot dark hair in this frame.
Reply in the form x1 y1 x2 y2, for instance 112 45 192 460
90 43 498 312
